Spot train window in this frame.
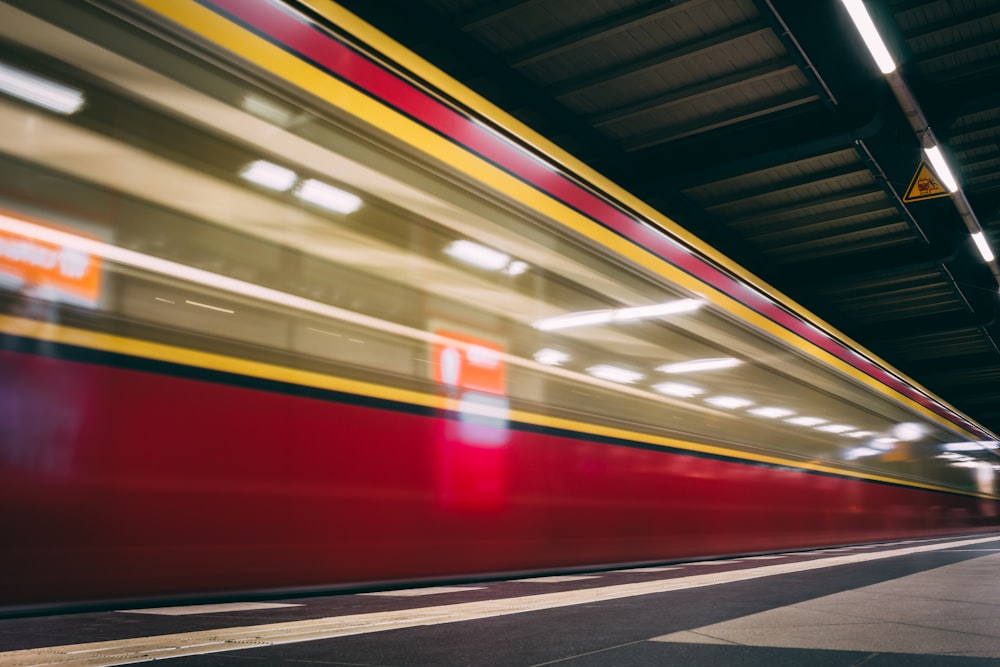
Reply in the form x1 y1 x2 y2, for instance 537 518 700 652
0 0 995 497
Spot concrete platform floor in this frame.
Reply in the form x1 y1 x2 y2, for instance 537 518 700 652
2 533 1000 666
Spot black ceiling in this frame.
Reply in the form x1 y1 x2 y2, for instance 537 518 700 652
336 0 1000 434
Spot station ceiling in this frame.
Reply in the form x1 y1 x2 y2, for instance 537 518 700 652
338 0 1000 436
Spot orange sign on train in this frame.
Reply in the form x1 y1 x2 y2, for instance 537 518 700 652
0 229 102 306
432 330 506 395
903 160 951 202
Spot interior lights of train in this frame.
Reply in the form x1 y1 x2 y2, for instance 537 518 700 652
443 239 511 271
891 422 928 441
295 178 362 214
533 298 701 331
785 416 828 427
704 396 753 409
747 407 795 419
943 441 1000 452
845 430 875 439
240 160 297 191
657 357 742 373
652 381 704 398
971 230 994 262
816 424 857 434
871 438 898 450
843 446 882 460
533 348 569 366
586 365 643 384
0 61 85 114
504 260 529 276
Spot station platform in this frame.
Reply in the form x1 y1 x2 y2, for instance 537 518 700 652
2 533 1000 666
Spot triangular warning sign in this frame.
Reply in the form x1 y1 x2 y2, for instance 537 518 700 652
903 160 951 202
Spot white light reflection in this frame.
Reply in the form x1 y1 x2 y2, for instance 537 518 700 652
816 424 856 434
747 407 794 419
705 395 753 409
653 381 704 398
657 357 742 373
586 365 643 384
240 160 297 192
295 178 362 214
533 298 701 331
844 446 881 460
942 441 999 452
785 416 827 427
892 422 927 441
533 348 569 366
0 62 85 114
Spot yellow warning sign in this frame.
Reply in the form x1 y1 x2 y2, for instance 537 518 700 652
903 160 950 202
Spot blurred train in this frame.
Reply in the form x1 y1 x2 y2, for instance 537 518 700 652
1 0 998 613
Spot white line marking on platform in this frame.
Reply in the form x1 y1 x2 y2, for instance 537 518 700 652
3 535 997 666
740 556 786 560
119 602 303 615
361 586 485 597
615 567 682 573
512 576 599 583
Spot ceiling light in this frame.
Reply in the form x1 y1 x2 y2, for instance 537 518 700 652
816 424 856 434
586 364 643 384
652 382 704 398
843 446 881 460
0 61 85 114
240 160 297 191
839 0 896 74
871 437 897 451
784 416 827 427
705 395 753 409
658 357 741 373
296 178 362 214
923 145 958 192
845 430 875 439
444 240 510 271
891 422 927 441
748 407 795 419
971 231 994 262
533 348 569 366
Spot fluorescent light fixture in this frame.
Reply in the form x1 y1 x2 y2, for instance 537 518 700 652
533 298 701 331
444 240 510 271
652 381 704 398
658 357 741 373
185 299 234 314
295 178 362 214
748 407 795 419
845 430 875 439
240 160 297 192
586 364 643 384
923 145 958 192
0 62 85 114
839 0 896 74
816 424 856 434
972 231 994 262
533 348 569 366
785 416 828 427
705 395 753 409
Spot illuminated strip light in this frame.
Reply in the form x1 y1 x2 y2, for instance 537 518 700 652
0 61 85 114
652 382 704 398
748 407 794 419
534 299 701 331
923 145 958 193
444 240 510 271
705 395 753 409
839 0 896 74
971 231 994 263
785 416 827 427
